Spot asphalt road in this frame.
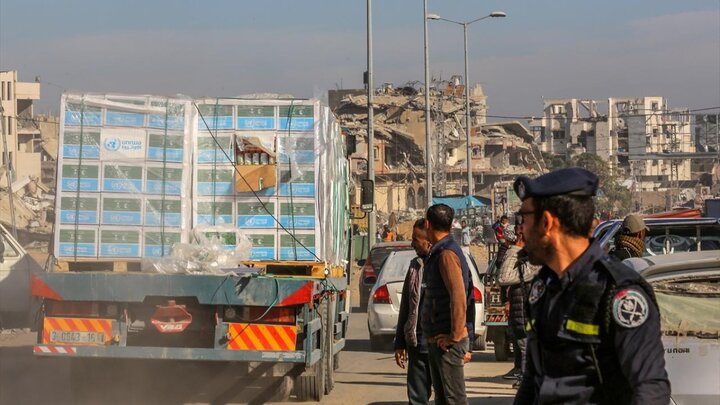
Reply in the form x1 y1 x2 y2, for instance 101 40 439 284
0 311 516 405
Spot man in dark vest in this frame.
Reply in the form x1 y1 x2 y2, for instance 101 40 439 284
512 168 670 404
421 204 474 405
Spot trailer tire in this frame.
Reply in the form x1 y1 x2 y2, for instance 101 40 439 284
294 302 326 401
269 376 293 402
324 297 335 394
493 333 509 362
473 335 487 351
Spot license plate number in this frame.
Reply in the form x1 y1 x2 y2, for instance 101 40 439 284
49 330 106 344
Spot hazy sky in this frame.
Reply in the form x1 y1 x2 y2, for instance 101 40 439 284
1 1 719 119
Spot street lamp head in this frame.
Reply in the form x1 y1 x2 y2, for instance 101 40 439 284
426 13 441 20
489 11 507 18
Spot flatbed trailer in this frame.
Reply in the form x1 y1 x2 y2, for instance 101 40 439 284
32 263 349 401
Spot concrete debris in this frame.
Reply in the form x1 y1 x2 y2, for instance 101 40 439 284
330 80 545 217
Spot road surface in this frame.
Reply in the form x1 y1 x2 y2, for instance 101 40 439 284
0 310 516 405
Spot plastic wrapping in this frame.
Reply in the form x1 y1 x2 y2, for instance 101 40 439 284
56 92 349 271
145 227 251 274
56 93 194 260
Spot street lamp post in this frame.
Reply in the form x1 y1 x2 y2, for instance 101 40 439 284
427 11 506 197
367 0 376 251
423 0 433 209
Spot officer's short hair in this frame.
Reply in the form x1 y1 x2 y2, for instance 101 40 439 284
426 204 454 232
533 194 595 237
413 218 426 230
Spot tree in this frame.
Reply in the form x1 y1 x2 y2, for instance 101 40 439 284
570 153 631 216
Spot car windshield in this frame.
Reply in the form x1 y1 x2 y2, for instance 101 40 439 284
652 275 720 338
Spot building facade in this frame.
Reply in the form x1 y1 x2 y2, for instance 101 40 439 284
530 96 695 189
0 70 42 185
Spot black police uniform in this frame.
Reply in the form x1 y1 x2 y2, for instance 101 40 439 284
512 168 670 405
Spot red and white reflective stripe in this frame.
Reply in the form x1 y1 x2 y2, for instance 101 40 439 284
33 345 77 354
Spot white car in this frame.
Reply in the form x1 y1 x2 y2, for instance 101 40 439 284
367 248 486 351
623 251 720 405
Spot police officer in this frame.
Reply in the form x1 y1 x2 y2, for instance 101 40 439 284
512 168 670 405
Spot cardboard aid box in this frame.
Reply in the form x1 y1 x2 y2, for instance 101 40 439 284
147 132 185 162
99 227 141 258
145 164 184 196
59 195 100 225
196 166 234 196
279 232 316 261
236 199 276 229
239 231 277 260
279 166 315 197
279 200 316 229
57 226 98 258
61 129 101 159
61 162 100 192
144 230 182 258
145 198 183 227
195 199 234 227
102 163 143 193
101 195 143 225
196 134 234 164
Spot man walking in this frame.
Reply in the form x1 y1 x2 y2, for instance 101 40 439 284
394 219 433 404
421 204 474 405
497 223 541 388
512 168 670 404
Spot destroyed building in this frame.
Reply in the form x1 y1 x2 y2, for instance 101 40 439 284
330 79 544 217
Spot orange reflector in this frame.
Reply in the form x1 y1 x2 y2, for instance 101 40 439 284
226 323 298 351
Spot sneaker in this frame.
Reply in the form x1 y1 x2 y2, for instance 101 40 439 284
502 368 520 380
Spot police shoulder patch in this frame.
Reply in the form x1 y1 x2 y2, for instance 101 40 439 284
528 279 545 304
612 288 649 328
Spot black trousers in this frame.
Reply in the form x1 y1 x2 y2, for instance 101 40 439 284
407 346 432 405
427 336 469 405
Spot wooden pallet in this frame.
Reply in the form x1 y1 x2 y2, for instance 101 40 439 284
56 259 141 273
240 261 345 278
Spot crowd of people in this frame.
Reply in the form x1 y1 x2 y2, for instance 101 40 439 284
391 167 670 405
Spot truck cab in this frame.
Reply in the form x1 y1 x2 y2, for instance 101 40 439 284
0 224 42 328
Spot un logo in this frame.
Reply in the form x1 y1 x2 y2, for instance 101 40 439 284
104 137 121 151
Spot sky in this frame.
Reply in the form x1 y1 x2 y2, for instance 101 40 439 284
1 0 719 120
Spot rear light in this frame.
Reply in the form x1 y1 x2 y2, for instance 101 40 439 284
224 306 296 324
362 263 375 278
248 307 296 324
473 287 483 304
46 301 100 317
372 285 392 304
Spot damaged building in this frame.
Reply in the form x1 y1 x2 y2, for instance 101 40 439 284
330 79 544 218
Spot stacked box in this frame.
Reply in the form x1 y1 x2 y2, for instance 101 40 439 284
55 94 193 260
56 94 349 267
59 195 100 225
99 228 141 258
144 230 182 258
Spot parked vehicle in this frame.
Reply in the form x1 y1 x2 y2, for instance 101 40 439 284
366 248 486 352
593 217 720 255
358 241 413 311
623 251 720 405
0 224 42 328
481 255 512 361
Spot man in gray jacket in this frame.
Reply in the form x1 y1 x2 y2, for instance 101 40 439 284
394 219 433 404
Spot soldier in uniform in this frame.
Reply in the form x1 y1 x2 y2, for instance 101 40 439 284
512 167 670 405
